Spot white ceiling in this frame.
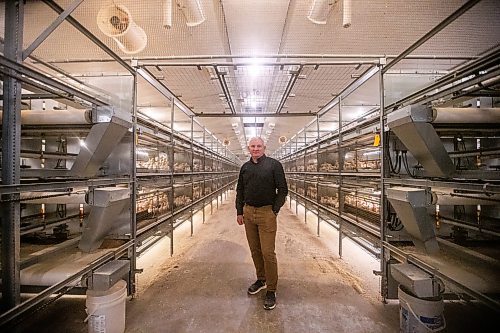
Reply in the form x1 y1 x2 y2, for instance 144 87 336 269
2 0 500 160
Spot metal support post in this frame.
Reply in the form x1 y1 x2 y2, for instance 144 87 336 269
379 62 388 300
169 98 175 256
190 116 194 237
1 0 24 310
129 68 138 295
338 96 343 258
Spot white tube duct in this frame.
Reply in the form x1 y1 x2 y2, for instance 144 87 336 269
21 191 86 204
178 0 205 27
0 109 91 125
97 4 147 54
432 107 500 124
431 188 500 206
342 0 351 28
163 0 173 29
308 0 336 25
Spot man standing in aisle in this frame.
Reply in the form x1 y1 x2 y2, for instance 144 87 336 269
236 137 288 310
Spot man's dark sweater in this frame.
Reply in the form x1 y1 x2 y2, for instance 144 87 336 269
235 154 288 215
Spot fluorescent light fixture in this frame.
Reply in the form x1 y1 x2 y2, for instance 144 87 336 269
178 0 205 27
231 123 239 128
308 0 336 25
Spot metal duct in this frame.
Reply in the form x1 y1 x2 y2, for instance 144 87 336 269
431 188 500 206
70 116 131 177
387 187 439 254
387 105 455 178
0 109 91 124
20 191 86 204
433 107 500 124
79 187 130 252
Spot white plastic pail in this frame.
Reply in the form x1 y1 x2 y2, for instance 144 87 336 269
85 280 127 333
398 285 445 333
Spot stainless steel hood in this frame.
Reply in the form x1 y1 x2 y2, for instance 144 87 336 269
386 186 439 254
70 116 131 177
79 187 130 253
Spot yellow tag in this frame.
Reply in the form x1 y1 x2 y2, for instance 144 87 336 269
373 134 380 147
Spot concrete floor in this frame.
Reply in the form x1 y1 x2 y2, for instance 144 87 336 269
9 191 497 332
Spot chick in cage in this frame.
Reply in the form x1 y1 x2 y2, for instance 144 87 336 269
306 185 317 199
174 195 192 208
345 194 380 214
137 152 170 171
306 158 318 172
193 158 202 172
136 190 170 219
193 185 203 200
320 195 339 208
174 162 191 172
319 162 339 172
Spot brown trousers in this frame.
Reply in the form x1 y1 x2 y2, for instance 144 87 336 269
243 204 278 291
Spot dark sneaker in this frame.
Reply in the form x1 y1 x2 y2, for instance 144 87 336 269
247 280 267 295
263 291 276 310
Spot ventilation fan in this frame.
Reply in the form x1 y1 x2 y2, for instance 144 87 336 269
97 4 147 54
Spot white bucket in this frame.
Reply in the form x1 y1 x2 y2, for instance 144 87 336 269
85 280 127 333
398 285 445 333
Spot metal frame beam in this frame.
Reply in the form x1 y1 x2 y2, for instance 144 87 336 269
194 112 316 117
23 0 84 60
41 0 134 74
276 65 303 114
382 0 483 74
214 65 236 114
1 0 24 310
0 55 109 106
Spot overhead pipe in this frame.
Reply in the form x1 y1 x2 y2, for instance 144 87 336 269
432 107 500 124
0 109 91 125
20 191 86 204
431 187 500 206
40 54 479 64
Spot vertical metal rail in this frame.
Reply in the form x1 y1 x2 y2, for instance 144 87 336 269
130 70 138 295
303 131 307 223
295 138 298 215
202 126 206 224
379 62 388 301
1 0 24 310
316 115 321 236
169 99 175 256
210 137 214 215
190 116 194 236
338 96 343 258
